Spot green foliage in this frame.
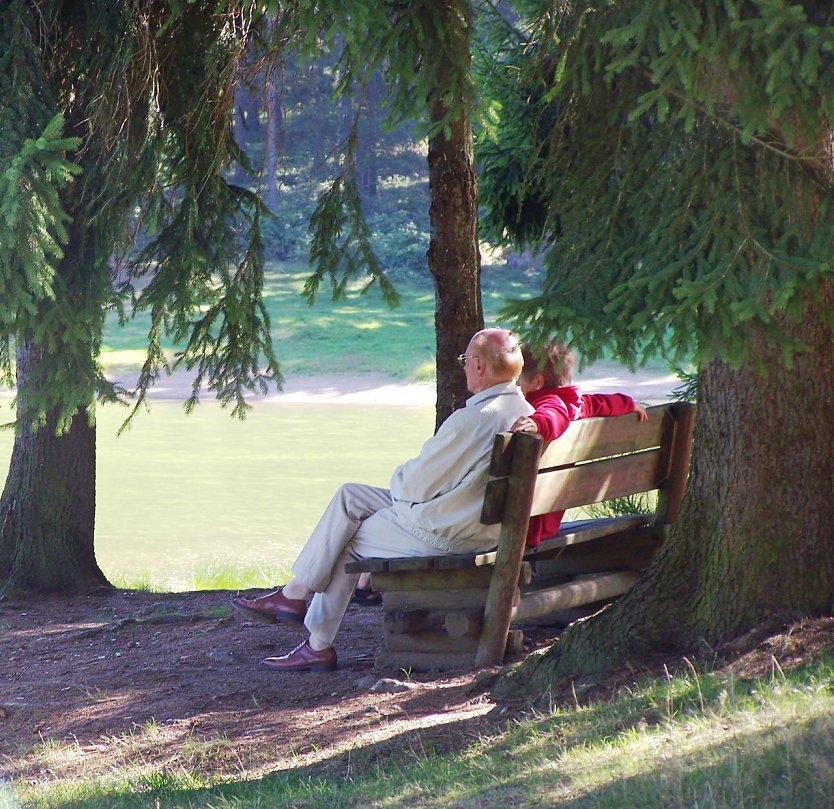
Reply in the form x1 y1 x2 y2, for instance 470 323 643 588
302 1 479 308
307 170 401 306
0 2 301 429
315 0 476 137
584 492 655 519
477 1 834 372
366 207 431 282
0 116 80 384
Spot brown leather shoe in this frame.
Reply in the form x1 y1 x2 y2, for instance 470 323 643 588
231 589 307 627
261 641 337 672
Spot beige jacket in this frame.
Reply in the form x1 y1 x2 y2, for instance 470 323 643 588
388 381 533 552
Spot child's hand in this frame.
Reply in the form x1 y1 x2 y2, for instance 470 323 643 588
634 404 648 422
511 416 540 434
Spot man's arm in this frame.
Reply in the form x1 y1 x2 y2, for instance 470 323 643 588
512 392 571 441
389 409 477 504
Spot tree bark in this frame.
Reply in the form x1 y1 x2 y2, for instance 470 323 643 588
427 4 483 429
264 64 284 212
495 285 834 699
0 341 108 595
357 71 382 200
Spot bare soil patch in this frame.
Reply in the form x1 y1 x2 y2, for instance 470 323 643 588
0 589 557 783
2 589 832 787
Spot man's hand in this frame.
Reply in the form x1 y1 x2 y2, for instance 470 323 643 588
635 404 649 422
511 416 540 434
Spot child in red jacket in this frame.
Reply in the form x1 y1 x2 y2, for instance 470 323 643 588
511 343 647 547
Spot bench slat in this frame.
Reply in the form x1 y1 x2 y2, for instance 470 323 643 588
529 448 666 516
537 407 667 469
527 515 649 555
370 563 531 593
530 526 664 576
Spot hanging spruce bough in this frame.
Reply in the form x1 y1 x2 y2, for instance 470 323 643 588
304 0 485 425
0 2 299 594
479 0 834 372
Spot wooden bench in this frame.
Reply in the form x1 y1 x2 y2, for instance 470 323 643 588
346 402 696 671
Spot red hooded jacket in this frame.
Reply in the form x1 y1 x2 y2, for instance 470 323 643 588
525 386 636 547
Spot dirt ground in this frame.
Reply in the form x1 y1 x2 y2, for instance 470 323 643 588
0 588 566 784
3 588 834 789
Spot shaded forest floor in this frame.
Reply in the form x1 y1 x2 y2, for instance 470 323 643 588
2 589 833 789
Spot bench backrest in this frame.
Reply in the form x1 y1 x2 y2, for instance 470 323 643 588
482 402 696 528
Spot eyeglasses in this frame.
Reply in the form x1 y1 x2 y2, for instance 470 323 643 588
456 354 479 367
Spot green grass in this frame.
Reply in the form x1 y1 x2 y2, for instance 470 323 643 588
101 264 443 383
106 561 294 593
100 261 669 386
81 401 434 589
12 653 834 808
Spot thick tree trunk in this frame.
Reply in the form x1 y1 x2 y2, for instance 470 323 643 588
0 341 108 595
427 5 483 429
495 288 834 699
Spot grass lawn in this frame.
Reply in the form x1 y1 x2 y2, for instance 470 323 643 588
102 263 454 384
93 400 434 590
100 261 670 385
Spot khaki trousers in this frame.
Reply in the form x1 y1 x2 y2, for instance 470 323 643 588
291 483 446 647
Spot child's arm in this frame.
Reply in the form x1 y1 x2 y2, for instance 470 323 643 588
581 392 647 421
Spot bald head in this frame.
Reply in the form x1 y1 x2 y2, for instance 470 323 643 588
462 328 523 393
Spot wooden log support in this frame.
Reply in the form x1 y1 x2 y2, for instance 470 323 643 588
383 607 483 637
475 432 542 667
384 630 478 654
444 609 483 637
382 588 494 611
505 629 525 657
383 609 441 635
371 563 530 593
511 571 640 623
376 632 525 672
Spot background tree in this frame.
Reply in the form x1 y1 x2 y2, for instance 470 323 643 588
0 0 495 595
475 0 834 697
0 2 307 594
304 0 484 426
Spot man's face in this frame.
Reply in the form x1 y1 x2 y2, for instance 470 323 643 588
462 337 482 393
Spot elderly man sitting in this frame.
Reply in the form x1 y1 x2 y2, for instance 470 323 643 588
232 327 533 672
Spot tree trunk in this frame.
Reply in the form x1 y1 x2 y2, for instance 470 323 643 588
264 64 284 212
427 4 483 429
0 341 108 595
357 71 382 200
495 286 834 699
